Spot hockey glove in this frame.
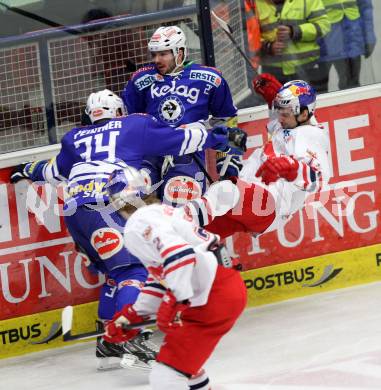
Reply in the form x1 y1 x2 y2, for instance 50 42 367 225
216 152 243 178
157 290 190 334
104 304 145 344
210 126 247 155
256 155 299 185
228 127 247 153
10 160 47 183
253 73 282 107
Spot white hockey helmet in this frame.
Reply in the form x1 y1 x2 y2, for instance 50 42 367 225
106 166 150 209
85 89 126 123
273 80 316 117
148 26 187 67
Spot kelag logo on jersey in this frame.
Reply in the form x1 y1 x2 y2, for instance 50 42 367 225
151 80 200 104
190 70 221 87
159 96 185 124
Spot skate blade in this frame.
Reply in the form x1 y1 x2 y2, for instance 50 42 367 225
97 357 124 371
120 354 155 371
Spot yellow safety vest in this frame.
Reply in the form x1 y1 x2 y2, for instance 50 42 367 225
322 0 360 24
257 0 331 75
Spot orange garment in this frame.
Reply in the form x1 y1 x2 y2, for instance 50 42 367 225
245 0 261 69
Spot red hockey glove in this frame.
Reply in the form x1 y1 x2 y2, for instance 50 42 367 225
157 291 190 334
256 155 299 185
252 73 282 107
104 304 145 343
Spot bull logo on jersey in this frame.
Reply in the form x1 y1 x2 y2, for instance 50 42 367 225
159 96 185 124
91 228 123 259
164 176 202 205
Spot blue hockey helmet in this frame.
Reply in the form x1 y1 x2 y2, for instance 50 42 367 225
273 80 316 117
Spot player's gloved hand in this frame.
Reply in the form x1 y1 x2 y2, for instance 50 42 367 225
216 152 243 178
253 73 282 107
256 155 299 185
210 126 247 155
10 162 34 183
103 304 145 343
227 127 247 153
10 160 48 183
157 290 190 334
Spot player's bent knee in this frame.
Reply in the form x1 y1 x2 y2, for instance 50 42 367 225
149 363 189 390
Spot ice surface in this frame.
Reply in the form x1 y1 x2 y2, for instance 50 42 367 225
3 282 381 390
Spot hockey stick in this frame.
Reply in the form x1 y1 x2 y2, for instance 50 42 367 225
61 306 156 342
193 153 234 183
192 153 214 184
211 10 258 76
0 2 81 35
219 155 233 177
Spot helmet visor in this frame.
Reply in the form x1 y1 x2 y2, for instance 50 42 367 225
272 104 295 121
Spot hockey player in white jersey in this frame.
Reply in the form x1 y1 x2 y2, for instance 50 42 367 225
102 167 246 390
204 79 331 238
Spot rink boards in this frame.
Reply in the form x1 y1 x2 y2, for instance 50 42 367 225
1 242 381 359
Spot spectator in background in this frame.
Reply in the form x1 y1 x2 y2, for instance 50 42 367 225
318 0 376 91
79 8 143 125
256 0 331 93
81 8 141 92
244 0 261 72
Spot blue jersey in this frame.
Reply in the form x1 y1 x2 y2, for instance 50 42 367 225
38 114 224 207
122 63 237 205
122 63 237 127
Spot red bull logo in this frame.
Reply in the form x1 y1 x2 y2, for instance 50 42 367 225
288 84 310 96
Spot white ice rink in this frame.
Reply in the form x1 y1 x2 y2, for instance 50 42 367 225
3 282 381 390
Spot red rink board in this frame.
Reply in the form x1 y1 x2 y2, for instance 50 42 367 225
225 97 381 270
0 168 102 320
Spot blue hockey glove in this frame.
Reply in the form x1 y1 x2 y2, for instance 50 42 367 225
210 126 247 155
9 161 46 183
227 127 247 154
10 160 48 183
209 125 229 151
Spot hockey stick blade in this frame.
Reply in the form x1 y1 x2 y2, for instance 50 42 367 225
211 10 233 34
62 305 74 336
211 11 258 75
61 305 156 342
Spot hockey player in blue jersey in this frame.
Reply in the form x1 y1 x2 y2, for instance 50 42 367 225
10 89 244 372
122 25 239 205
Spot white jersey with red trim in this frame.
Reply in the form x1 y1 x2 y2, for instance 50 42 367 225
124 203 220 314
240 118 330 232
